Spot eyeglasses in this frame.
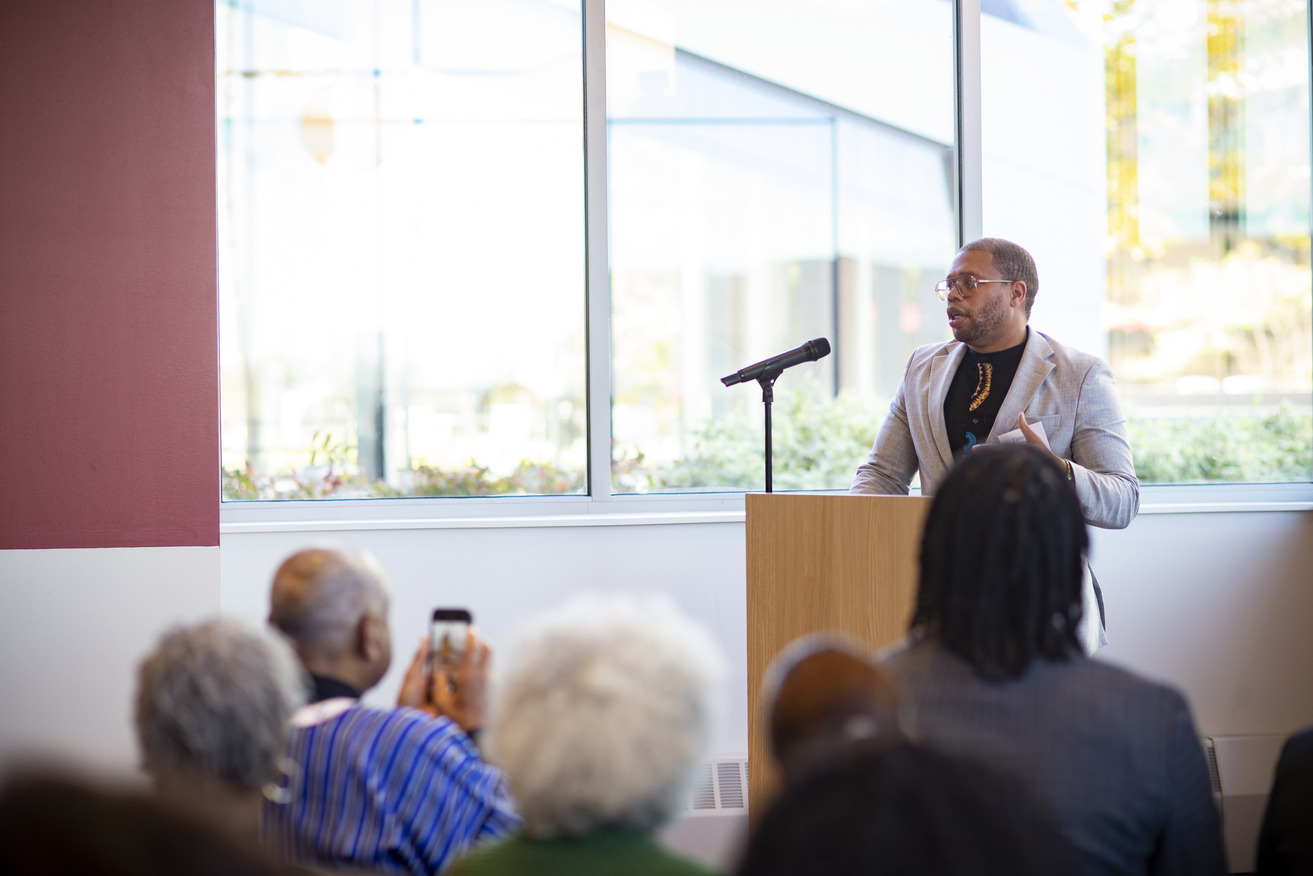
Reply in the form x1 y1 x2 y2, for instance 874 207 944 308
934 276 1016 301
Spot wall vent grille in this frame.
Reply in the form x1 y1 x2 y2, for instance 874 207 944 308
1203 734 1289 874
1203 738 1223 800
682 757 748 812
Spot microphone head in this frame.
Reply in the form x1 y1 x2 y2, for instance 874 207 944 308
810 338 831 359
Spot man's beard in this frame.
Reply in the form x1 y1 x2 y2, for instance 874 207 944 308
952 292 1008 348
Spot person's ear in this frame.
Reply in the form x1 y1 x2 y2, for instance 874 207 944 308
1011 281 1027 306
358 612 386 662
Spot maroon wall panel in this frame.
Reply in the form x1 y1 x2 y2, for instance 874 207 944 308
0 0 219 549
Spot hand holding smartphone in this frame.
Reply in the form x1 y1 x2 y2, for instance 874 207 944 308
431 608 472 670
410 607 486 735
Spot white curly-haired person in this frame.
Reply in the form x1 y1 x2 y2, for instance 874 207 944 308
449 593 726 876
134 617 307 844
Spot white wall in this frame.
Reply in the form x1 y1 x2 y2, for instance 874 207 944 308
218 520 751 755
223 506 1313 754
3 508 1312 775
0 547 220 775
1091 510 1313 735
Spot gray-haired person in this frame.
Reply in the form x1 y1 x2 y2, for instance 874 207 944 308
450 593 726 876
263 547 519 875
135 617 307 843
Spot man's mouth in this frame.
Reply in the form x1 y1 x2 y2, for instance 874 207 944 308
948 309 967 329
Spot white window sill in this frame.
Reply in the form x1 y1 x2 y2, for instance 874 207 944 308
219 483 1313 534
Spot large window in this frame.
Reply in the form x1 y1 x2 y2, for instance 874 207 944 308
606 1 956 492
219 0 1312 502
979 0 1312 484
218 0 587 500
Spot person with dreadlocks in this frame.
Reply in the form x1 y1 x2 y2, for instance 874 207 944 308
878 445 1224 876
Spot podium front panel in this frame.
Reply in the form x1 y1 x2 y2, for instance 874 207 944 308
744 493 931 816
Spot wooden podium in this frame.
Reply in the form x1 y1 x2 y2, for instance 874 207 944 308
744 492 931 815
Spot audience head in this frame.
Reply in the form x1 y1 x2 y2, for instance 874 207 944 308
269 547 392 692
485 593 725 838
0 772 292 876
763 633 901 785
959 237 1039 315
913 444 1087 679
135 617 305 798
736 742 1075 876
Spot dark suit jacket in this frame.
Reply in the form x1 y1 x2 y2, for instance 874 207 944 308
1256 726 1313 875
879 639 1226 876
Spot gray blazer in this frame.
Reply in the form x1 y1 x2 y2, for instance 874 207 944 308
880 639 1227 876
850 329 1139 530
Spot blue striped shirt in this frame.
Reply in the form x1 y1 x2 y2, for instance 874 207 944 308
263 700 520 875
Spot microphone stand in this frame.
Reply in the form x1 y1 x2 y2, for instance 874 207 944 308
757 370 782 493
721 338 830 494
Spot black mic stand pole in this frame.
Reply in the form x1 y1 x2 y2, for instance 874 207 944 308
721 338 831 493
757 371 781 493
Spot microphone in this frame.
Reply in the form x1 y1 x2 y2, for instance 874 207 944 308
721 338 831 386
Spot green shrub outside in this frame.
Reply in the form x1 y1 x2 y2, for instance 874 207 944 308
636 386 883 492
648 395 1312 489
1127 403 1313 483
223 458 586 501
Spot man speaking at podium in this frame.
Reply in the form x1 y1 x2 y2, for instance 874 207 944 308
849 238 1139 651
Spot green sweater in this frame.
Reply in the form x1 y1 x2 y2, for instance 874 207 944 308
448 827 722 876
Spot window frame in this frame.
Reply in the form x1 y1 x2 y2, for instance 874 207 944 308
218 0 1313 534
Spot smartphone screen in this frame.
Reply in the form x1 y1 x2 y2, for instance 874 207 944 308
431 608 472 668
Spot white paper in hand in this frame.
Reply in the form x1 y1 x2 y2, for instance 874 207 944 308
993 418 1049 450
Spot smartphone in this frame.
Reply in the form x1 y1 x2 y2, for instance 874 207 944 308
431 608 472 669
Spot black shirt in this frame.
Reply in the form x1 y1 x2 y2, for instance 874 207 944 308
944 333 1028 456
309 674 361 704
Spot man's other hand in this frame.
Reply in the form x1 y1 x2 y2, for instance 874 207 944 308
398 636 435 713
1017 412 1055 454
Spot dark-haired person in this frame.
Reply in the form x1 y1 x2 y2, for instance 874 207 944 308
0 773 297 876
737 741 1077 876
761 633 902 787
879 445 1224 876
851 238 1138 652
1256 725 1313 875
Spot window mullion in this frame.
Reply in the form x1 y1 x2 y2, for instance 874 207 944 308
954 0 983 244
583 0 613 502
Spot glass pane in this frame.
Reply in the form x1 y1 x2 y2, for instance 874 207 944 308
218 0 586 500
607 0 957 493
981 0 1312 485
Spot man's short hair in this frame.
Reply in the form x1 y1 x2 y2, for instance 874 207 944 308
960 237 1039 316
763 633 901 783
912 445 1087 678
135 618 306 794
268 548 389 657
485 593 725 838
